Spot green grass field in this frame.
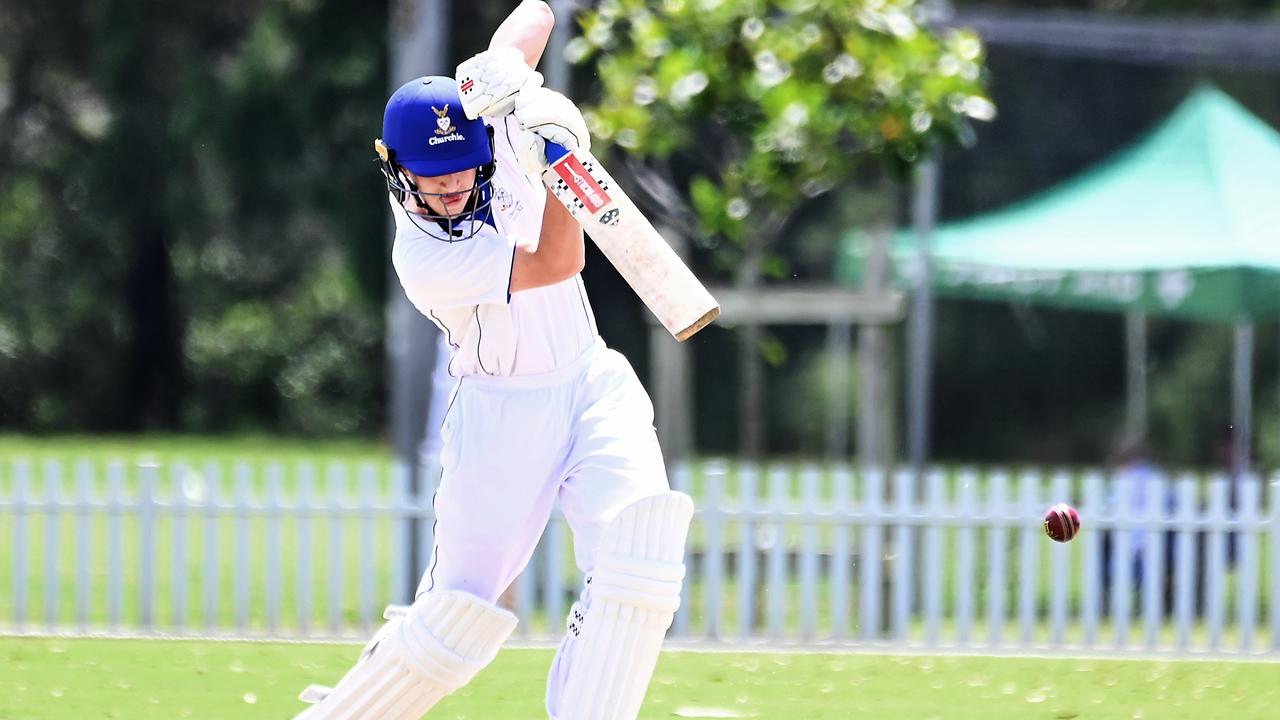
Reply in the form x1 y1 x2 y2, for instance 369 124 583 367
2 636 1278 719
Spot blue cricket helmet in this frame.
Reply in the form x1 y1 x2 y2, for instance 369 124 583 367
379 76 492 177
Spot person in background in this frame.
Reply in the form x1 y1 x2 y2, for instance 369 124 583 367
1101 433 1174 616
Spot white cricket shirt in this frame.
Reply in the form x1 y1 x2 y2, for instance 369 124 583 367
391 115 598 377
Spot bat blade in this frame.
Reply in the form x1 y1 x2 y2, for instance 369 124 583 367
542 143 719 342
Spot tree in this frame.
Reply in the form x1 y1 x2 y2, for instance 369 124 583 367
953 0 1280 15
0 0 388 435
574 0 991 246
570 0 992 455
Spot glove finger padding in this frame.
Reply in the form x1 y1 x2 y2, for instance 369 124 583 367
513 86 591 154
456 47 543 119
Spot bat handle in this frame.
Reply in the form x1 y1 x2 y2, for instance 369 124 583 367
544 141 570 165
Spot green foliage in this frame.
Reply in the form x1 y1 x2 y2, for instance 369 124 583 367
571 0 992 252
954 0 1280 15
1147 323 1279 471
1148 325 1232 468
772 346 860 453
0 0 387 435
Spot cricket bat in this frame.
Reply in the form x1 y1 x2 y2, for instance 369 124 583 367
542 141 719 342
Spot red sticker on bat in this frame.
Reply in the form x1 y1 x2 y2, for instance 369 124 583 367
554 154 611 214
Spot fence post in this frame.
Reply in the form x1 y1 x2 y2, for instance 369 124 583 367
737 462 758 640
203 461 222 632
13 460 31 630
956 470 977 646
1205 475 1229 651
831 464 853 640
703 460 726 639
43 460 61 630
860 467 885 641
923 470 944 647
1082 472 1103 648
1270 473 1280 650
891 468 916 643
172 462 189 632
358 463 378 635
75 461 93 632
1141 472 1169 651
327 462 347 635
766 464 788 639
798 465 820 641
987 471 1010 648
233 463 254 633
107 462 124 629
1017 471 1040 647
1049 471 1071 647
1173 474 1198 651
139 463 158 631
1111 469 1133 648
1237 474 1260 651
266 463 285 635
1105 468 1136 648
298 463 315 636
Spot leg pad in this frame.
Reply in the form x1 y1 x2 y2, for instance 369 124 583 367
294 590 517 720
548 492 694 720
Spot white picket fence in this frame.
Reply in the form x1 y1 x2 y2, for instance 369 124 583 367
1 458 1278 657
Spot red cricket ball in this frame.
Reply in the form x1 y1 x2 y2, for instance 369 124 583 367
1043 503 1081 543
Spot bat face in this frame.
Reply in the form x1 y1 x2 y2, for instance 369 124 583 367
543 148 719 342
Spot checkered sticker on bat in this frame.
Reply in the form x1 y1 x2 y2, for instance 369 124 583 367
599 208 620 226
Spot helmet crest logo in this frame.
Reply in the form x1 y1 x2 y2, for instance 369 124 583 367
433 105 455 135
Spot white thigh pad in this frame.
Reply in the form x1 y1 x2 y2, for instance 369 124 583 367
549 491 694 720
295 591 517 720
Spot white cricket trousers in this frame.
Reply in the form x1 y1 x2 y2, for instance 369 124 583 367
416 340 670 602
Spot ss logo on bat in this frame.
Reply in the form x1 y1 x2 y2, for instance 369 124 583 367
599 208 620 226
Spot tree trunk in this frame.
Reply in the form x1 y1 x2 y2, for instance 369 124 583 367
737 248 764 460
123 206 183 430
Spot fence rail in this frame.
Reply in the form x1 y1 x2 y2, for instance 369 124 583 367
1 458 1278 657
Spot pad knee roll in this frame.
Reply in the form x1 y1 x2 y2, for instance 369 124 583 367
295 590 517 720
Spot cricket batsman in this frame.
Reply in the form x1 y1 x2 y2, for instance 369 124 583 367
294 2 694 718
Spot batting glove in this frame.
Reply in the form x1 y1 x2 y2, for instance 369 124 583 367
513 86 591 158
515 128 554 177
456 47 543 119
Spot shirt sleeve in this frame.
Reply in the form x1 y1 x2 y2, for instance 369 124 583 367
392 224 517 311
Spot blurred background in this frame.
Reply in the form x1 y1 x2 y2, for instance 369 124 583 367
0 0 1271 468
1 0 1276 470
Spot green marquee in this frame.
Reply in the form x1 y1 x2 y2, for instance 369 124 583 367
841 86 1280 322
